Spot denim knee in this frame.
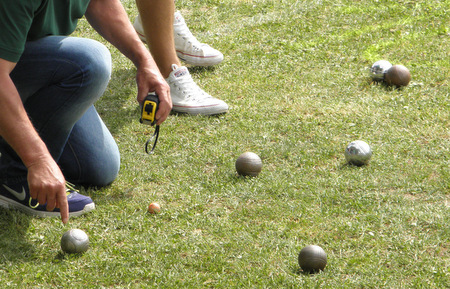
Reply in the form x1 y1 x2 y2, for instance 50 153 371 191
61 138 120 188
11 36 112 105
58 105 121 188
74 38 112 92
83 146 120 187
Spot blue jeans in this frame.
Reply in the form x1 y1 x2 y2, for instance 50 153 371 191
1 36 120 187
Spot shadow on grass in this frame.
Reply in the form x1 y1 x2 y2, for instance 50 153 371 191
291 265 326 276
338 161 370 170
367 78 407 91
74 183 131 208
186 65 217 76
0 209 34 263
53 251 86 263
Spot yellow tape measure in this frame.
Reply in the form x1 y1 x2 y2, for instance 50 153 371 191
140 93 160 154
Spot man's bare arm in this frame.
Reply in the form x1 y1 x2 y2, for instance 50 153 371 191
85 0 172 125
0 58 69 223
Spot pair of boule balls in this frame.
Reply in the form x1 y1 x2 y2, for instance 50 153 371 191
236 140 372 175
370 60 411 87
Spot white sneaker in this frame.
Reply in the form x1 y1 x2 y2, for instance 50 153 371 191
133 13 224 67
133 14 147 43
166 64 228 115
173 11 224 67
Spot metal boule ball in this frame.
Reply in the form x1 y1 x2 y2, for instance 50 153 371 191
345 140 372 166
298 245 327 273
385 65 411 87
370 60 392 81
61 229 90 254
235 152 262 177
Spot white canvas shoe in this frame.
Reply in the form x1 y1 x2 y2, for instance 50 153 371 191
166 64 228 115
133 14 147 43
133 13 224 67
173 11 224 66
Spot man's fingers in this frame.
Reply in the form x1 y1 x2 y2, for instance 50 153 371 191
37 191 47 206
29 186 38 200
57 190 69 224
30 182 69 224
155 103 170 125
154 87 172 125
46 196 56 211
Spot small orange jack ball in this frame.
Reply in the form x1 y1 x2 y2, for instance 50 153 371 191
148 202 161 214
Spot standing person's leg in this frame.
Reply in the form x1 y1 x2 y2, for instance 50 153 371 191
172 11 224 67
134 0 228 116
0 36 116 217
135 0 179 78
133 6 223 67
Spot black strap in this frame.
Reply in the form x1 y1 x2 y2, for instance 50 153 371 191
145 125 160 154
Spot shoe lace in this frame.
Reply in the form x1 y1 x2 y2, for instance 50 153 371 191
175 22 202 51
172 74 209 101
65 182 79 195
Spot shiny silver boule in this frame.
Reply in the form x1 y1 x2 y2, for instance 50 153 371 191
345 140 372 166
370 60 392 81
61 229 90 254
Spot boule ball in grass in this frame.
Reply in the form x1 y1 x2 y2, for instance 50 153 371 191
61 229 89 254
148 202 161 214
345 140 372 166
298 245 327 273
370 60 392 81
235 152 262 177
385 65 411 87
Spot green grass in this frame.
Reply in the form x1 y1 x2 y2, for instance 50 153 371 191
1 0 449 288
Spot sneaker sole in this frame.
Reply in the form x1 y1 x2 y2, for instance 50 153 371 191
172 104 228 116
0 195 95 218
176 51 223 67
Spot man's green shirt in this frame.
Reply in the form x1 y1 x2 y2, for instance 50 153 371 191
0 0 91 63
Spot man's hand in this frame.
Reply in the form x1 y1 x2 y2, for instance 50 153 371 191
27 154 69 224
136 63 172 125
